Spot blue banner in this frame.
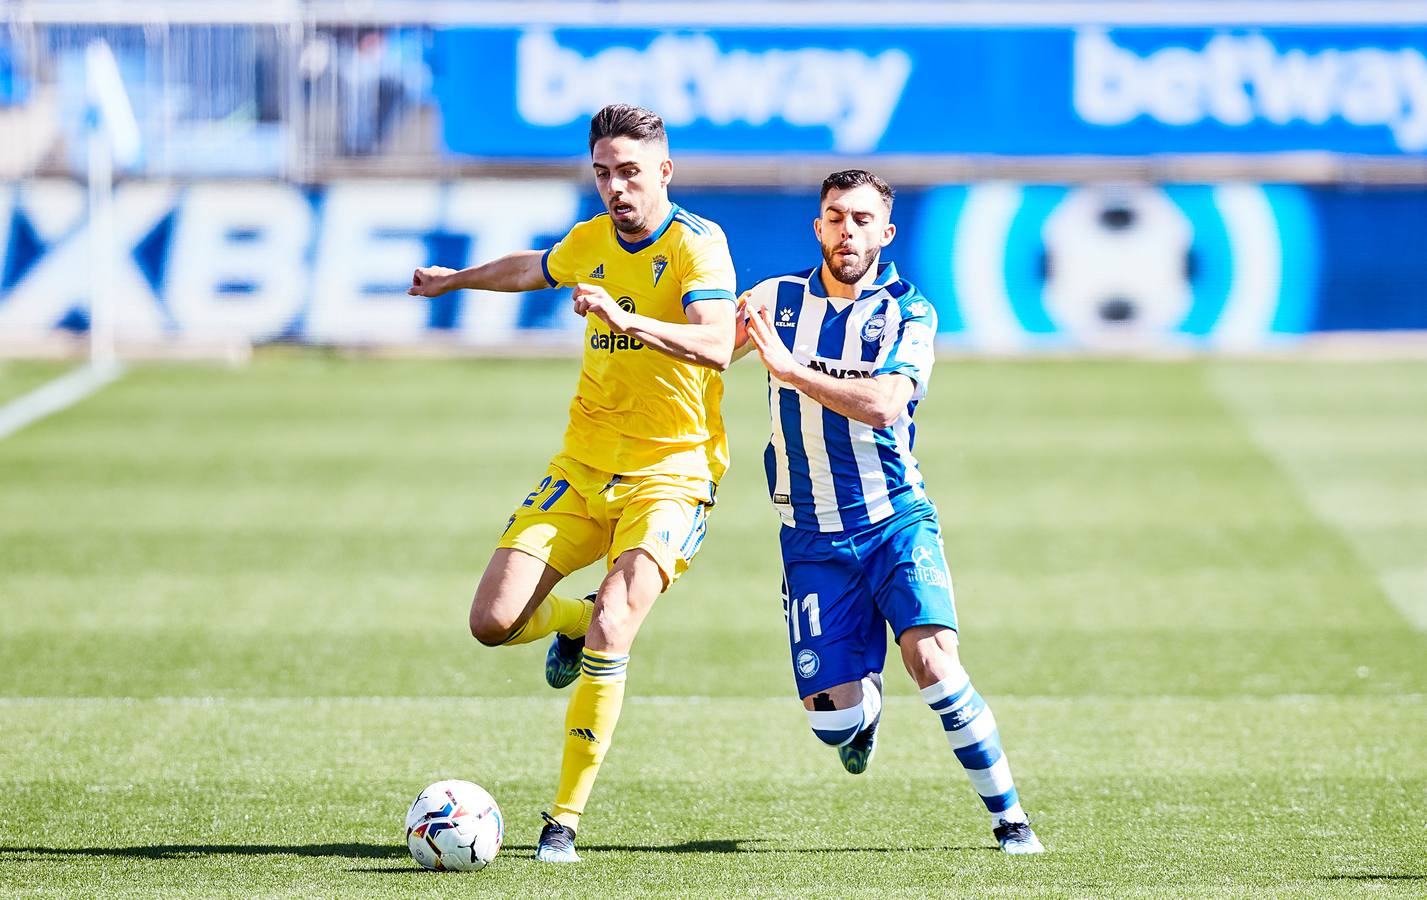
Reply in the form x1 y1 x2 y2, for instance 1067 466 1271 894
432 26 1427 157
1 180 1423 349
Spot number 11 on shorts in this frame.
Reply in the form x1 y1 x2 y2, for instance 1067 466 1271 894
789 592 821 644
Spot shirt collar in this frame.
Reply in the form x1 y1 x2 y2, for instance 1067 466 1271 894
614 204 677 254
808 260 898 300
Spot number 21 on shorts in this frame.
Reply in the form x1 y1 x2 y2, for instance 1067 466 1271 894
522 475 570 511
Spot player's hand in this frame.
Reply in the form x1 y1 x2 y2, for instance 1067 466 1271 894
745 301 798 380
572 283 630 333
409 266 457 297
733 292 754 349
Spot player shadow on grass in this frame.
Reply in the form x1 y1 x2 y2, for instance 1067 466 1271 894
0 843 404 860
352 841 997 873
4 840 994 865
499 839 997 855
349 839 997 871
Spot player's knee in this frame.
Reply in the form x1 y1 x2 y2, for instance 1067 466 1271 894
590 597 632 645
904 649 939 685
610 547 668 591
900 625 960 684
468 603 514 646
910 650 960 686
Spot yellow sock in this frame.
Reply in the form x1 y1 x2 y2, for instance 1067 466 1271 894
550 649 628 830
502 593 594 646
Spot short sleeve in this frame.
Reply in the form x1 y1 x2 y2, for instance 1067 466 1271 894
874 294 937 399
541 237 574 289
679 232 737 309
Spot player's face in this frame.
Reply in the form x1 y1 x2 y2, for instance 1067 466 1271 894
815 185 895 285
592 136 673 237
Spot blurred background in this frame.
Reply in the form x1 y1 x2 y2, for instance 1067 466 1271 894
2 0 1425 357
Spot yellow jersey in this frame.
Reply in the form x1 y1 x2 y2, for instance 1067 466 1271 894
541 204 737 482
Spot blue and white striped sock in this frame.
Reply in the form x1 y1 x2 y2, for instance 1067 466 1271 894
806 706 862 747
921 669 1027 827
805 677 882 747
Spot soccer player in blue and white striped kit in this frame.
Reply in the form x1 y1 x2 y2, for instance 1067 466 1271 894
738 170 1044 854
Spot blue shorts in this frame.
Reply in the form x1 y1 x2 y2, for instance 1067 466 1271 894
780 498 958 699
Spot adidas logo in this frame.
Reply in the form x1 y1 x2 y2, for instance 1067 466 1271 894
590 264 605 279
569 728 598 743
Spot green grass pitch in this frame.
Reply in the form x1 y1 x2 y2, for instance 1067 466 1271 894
1 355 1424 897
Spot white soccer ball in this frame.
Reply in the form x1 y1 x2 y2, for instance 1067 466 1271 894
1040 184 1195 347
404 779 503 872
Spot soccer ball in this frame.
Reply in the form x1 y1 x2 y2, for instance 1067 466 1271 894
1039 185 1195 347
404 779 503 872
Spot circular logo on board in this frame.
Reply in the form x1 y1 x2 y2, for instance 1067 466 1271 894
795 649 820 679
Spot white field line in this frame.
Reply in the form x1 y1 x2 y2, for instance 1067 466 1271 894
0 694 1421 707
1210 368 1427 631
0 362 122 441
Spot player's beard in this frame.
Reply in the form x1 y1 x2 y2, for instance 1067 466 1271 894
609 199 646 235
822 241 878 285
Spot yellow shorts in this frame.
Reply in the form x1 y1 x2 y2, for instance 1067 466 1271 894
497 454 716 589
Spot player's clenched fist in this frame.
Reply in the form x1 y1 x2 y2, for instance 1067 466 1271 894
409 266 457 297
571 283 631 333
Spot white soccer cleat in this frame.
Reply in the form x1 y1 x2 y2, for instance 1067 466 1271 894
994 819 1045 855
534 812 582 863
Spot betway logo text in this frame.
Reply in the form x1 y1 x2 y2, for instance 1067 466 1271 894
517 30 911 153
808 359 871 379
1074 29 1427 152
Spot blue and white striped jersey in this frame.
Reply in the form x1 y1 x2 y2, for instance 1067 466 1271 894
748 261 937 533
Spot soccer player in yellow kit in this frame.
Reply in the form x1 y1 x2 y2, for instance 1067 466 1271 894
408 104 736 862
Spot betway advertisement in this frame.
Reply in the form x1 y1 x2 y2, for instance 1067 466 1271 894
433 26 1427 156
0 179 1424 350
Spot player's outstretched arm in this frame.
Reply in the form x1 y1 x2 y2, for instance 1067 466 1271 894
745 301 914 427
408 250 549 297
572 283 735 371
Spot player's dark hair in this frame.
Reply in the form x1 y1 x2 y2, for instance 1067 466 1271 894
588 104 668 152
820 169 894 213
